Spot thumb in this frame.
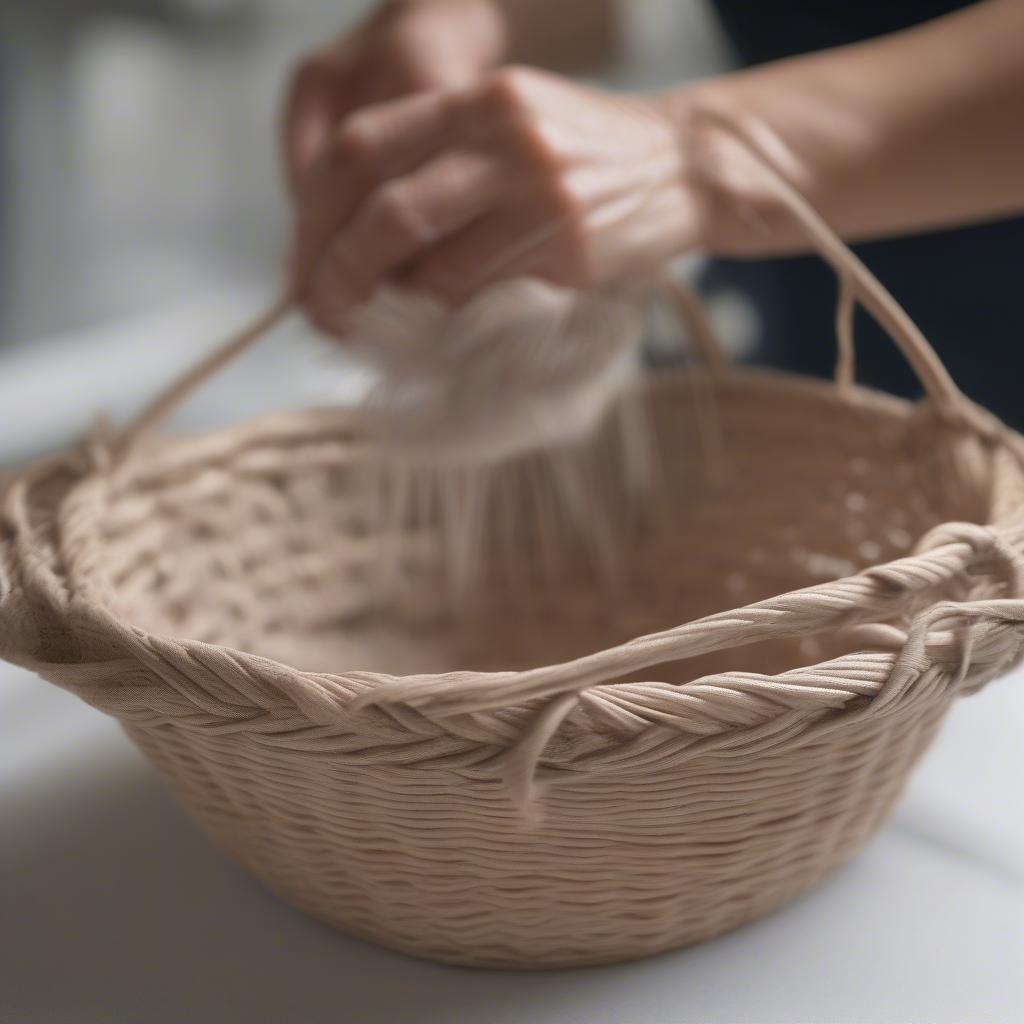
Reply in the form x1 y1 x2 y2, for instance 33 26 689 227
283 56 350 195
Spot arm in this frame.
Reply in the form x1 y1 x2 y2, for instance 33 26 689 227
670 0 1024 253
290 0 1024 332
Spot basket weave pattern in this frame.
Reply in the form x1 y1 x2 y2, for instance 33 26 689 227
4 148 1024 967
3 367 1024 968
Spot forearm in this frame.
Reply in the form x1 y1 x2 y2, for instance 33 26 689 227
664 0 1024 252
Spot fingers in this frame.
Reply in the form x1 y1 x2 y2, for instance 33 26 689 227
307 149 498 332
283 49 351 194
404 205 587 305
293 64 699 327
290 89 461 291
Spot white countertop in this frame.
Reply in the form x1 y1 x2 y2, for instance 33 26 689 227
1 291 1022 1023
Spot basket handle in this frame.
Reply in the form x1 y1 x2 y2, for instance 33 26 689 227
743 152 965 412
112 115 970 459
112 293 296 462
662 115 967 414
110 276 726 461
662 262 860 393
659 271 731 372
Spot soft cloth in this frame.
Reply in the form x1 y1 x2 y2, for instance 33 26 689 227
344 278 650 462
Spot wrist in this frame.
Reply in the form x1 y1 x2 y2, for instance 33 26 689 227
654 75 859 255
658 63 894 254
644 84 752 254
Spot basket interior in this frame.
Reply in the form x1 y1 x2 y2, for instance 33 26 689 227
92 370 1010 681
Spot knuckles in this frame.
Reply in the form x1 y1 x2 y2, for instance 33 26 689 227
481 65 535 116
366 182 430 244
294 57 606 302
478 67 547 148
472 67 568 179
333 113 379 168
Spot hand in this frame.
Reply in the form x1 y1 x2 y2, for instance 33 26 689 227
283 0 506 191
292 66 706 334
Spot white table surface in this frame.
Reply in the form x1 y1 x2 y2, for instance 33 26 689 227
1 290 1022 1024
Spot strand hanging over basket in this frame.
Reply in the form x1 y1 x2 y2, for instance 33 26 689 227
336 275 665 596
115 274 675 601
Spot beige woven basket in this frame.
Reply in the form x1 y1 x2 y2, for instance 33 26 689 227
3 160 1024 970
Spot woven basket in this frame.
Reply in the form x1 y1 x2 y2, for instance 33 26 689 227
3 163 1024 971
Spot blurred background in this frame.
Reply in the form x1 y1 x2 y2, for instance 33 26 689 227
2 9 1023 1022
0 0 729 345
0 0 732 462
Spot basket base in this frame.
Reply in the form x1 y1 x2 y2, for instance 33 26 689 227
272 858 858 971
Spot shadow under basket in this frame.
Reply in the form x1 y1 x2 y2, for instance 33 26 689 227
4 164 1024 969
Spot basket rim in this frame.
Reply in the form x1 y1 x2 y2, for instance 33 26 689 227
4 365 1024 774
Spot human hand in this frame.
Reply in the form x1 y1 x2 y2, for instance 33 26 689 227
283 0 506 192
291 66 706 334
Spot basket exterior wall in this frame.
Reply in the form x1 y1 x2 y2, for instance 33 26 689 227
126 693 950 969
5 371 1024 970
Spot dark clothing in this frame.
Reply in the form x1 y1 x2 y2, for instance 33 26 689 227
704 0 1024 428
710 0 977 62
